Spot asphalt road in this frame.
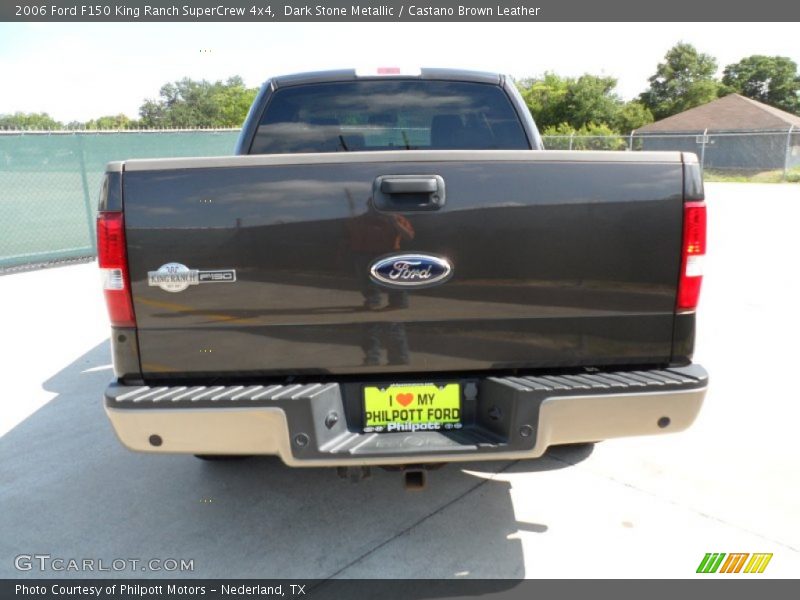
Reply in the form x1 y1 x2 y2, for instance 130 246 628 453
1 182 798 579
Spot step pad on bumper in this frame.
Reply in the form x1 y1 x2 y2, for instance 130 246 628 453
498 366 704 393
110 382 337 406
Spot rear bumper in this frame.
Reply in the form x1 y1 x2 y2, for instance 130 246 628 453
104 365 707 467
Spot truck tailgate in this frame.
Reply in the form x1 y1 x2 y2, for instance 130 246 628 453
121 150 685 379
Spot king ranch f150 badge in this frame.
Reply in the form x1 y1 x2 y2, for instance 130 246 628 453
147 263 236 293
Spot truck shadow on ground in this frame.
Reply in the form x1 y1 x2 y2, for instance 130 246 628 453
0 340 592 586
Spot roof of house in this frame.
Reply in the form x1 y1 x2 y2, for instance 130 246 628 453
636 94 800 133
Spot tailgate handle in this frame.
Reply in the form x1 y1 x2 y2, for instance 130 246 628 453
381 178 437 194
373 175 445 211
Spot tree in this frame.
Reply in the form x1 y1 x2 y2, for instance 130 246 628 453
517 73 653 133
613 101 654 133
518 73 625 131
0 112 63 130
560 75 623 130
540 122 628 150
722 55 800 114
138 76 258 128
85 114 138 130
640 43 723 120
516 73 570 130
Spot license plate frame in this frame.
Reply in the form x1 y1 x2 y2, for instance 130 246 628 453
362 382 462 433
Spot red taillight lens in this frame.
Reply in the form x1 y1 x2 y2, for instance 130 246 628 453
97 211 136 327
677 201 707 311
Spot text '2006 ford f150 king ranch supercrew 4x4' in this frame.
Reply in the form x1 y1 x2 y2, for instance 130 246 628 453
97 68 708 484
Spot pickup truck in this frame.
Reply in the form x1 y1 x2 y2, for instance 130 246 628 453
97 68 708 484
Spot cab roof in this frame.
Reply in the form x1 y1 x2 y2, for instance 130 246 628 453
271 68 503 88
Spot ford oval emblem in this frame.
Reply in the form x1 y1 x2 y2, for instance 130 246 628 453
369 253 453 289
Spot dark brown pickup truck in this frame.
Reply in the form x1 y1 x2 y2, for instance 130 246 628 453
96 68 708 482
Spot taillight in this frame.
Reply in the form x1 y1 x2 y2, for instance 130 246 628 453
677 201 707 312
97 211 136 327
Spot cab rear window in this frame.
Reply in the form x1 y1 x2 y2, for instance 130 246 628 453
250 80 530 154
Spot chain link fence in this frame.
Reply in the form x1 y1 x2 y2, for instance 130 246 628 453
1 127 798 271
0 129 239 271
541 129 800 176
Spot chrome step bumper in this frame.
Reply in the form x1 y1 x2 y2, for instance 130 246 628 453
104 365 708 467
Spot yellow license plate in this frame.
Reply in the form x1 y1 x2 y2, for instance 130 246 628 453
363 383 461 433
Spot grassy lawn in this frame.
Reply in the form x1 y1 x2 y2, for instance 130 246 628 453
704 167 800 183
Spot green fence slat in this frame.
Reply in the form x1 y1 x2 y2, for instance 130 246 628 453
0 130 240 270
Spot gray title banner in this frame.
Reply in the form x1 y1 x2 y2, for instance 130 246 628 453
2 580 795 599
3 0 800 22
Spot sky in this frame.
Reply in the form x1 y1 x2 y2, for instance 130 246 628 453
1 22 799 123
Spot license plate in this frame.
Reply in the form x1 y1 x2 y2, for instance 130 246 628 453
363 383 462 433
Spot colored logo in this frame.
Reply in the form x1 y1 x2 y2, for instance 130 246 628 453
696 553 773 574
369 253 452 289
147 263 236 293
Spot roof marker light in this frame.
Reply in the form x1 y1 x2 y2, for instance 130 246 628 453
355 67 422 77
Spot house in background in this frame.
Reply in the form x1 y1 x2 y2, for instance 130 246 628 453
634 94 800 171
